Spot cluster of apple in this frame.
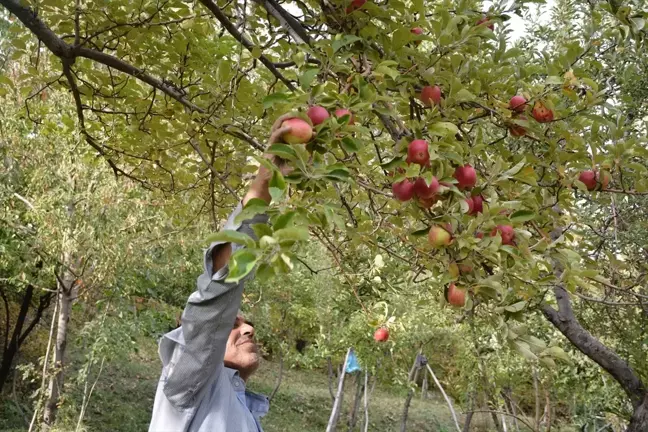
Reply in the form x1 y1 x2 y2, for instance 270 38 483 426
279 106 355 144
507 95 554 138
390 137 519 308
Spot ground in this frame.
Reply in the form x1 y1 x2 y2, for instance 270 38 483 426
1 337 465 432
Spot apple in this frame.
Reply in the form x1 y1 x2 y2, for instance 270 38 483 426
281 118 313 144
446 283 466 307
420 85 441 106
374 327 389 342
464 197 475 214
334 108 355 125
531 102 554 123
470 195 484 215
411 27 423 35
428 225 452 248
509 95 526 112
406 139 430 166
392 179 415 201
578 170 597 191
448 262 460 279
490 225 516 245
475 232 484 239
417 195 441 208
453 164 477 190
413 176 439 199
346 0 366 13
458 262 473 274
599 171 610 190
306 105 329 126
421 179 440 195
476 16 494 31
509 115 527 137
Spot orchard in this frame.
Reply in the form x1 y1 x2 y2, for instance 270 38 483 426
1 0 648 431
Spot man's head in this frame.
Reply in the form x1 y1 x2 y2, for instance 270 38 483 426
223 315 259 381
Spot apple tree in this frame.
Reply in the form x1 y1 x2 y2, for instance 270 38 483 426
2 0 648 429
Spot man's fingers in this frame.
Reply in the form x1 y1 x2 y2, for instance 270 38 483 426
270 113 296 132
268 125 292 145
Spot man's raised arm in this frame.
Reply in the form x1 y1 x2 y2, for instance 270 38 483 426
156 118 291 411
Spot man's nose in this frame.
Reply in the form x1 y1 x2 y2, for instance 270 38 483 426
240 323 255 338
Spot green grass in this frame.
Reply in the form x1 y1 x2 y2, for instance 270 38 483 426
2 337 462 432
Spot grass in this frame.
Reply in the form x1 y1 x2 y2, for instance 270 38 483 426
2 337 461 432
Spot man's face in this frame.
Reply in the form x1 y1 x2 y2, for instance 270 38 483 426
223 316 259 380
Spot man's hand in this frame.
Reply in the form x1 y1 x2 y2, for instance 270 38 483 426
243 114 296 205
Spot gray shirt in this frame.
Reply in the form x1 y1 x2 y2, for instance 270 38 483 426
149 203 270 432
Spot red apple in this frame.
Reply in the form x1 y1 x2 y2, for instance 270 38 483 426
413 176 439 199
346 0 366 13
335 108 355 125
470 195 484 215
509 95 527 112
392 179 415 201
417 195 441 208
475 232 484 239
447 283 466 307
458 263 473 274
599 171 610 190
428 225 452 247
476 16 494 30
281 118 313 144
509 115 527 137
490 225 516 245
306 105 329 126
374 327 389 342
578 170 597 191
453 164 477 190
420 85 441 106
464 197 475 214
406 139 430 166
411 27 423 35
531 102 554 123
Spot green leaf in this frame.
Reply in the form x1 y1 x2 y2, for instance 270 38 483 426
455 89 475 101
543 346 570 362
504 301 527 313
375 65 399 80
273 227 310 242
325 169 351 182
300 68 319 90
510 210 535 222
502 159 526 177
270 170 286 190
226 250 259 283
429 122 459 137
263 92 290 109
333 35 361 52
267 144 297 161
252 223 273 240
545 76 563 85
340 136 361 152
273 211 296 230
235 198 269 224
206 230 256 249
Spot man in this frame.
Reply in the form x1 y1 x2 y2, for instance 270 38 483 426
149 117 293 432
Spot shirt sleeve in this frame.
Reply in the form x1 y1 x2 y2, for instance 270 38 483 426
158 202 268 410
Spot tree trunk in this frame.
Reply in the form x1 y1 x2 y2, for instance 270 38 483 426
533 370 541 431
400 367 420 432
627 394 648 432
347 373 364 431
269 347 283 402
326 348 351 432
42 280 74 427
0 284 33 393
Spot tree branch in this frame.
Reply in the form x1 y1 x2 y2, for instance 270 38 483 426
197 0 296 91
251 0 310 44
541 285 646 407
0 0 205 113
